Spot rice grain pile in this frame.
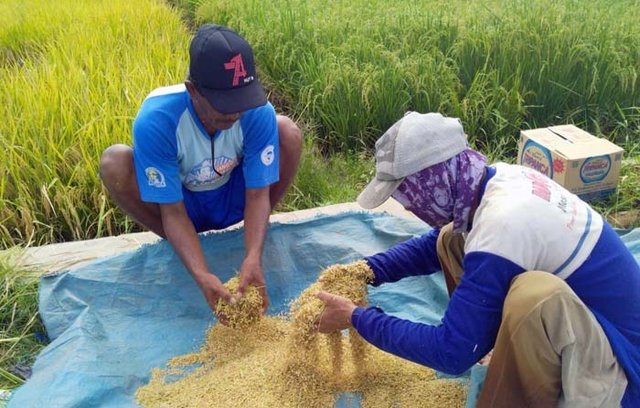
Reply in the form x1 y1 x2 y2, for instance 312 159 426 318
215 277 263 328
136 262 467 407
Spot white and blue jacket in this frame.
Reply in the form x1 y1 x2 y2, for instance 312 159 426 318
359 163 640 406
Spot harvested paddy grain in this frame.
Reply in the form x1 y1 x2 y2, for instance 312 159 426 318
136 262 467 407
289 261 373 345
215 276 263 328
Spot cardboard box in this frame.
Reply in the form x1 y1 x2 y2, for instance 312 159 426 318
518 125 624 201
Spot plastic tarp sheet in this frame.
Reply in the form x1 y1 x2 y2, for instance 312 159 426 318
10 212 640 407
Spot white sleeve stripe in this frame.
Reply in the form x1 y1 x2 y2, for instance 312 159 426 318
555 209 592 279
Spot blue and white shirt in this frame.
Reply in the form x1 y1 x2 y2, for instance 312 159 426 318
360 163 640 406
132 84 279 208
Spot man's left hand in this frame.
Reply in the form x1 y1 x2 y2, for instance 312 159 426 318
315 291 357 333
237 257 269 312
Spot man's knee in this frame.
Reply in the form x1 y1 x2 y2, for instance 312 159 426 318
503 271 573 323
436 222 466 283
437 223 464 254
276 115 303 150
99 144 134 189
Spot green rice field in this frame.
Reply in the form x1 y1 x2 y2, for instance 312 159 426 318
1 0 639 387
1 0 639 249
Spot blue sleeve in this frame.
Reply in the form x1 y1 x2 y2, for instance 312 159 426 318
353 251 524 375
240 102 279 189
365 229 441 286
132 101 182 203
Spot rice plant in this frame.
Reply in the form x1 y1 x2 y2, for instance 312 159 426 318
1 0 639 250
0 250 45 389
194 0 639 148
187 0 640 224
0 0 189 248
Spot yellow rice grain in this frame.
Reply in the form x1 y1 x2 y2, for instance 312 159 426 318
136 261 467 407
214 276 263 328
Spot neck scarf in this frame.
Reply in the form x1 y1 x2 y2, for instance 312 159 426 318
391 148 487 233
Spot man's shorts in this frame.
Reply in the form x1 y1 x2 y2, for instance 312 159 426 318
182 168 246 232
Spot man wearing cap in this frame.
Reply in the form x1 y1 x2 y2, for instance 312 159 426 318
316 112 640 407
100 24 302 317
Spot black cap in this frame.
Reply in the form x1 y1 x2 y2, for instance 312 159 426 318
189 24 267 114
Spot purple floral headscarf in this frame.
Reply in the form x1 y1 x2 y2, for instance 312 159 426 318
391 148 487 233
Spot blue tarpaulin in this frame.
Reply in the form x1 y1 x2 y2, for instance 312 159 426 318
9 212 640 407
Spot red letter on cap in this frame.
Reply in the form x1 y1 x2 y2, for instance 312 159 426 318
224 54 247 87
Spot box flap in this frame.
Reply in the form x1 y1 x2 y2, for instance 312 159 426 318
521 125 623 159
558 141 622 159
548 125 595 143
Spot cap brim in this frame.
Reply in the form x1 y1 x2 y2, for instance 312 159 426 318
356 177 404 209
199 79 267 114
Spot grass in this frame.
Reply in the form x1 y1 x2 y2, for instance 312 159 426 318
196 0 640 150
194 0 640 223
0 0 190 249
1 0 639 250
0 250 45 389
277 123 375 212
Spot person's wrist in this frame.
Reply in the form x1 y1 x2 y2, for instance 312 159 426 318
244 246 262 259
193 270 215 287
349 305 362 328
363 258 379 285
193 273 207 287
242 253 262 268
350 306 365 328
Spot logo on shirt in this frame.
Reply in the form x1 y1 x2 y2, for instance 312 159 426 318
214 156 239 174
261 145 275 166
145 167 166 188
184 157 239 188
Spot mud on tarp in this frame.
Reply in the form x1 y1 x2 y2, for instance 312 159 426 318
12 212 640 407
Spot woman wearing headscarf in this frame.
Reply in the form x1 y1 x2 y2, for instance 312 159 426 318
316 112 640 407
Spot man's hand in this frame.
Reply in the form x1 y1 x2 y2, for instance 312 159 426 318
315 291 357 333
237 257 269 312
195 273 235 322
158 202 234 322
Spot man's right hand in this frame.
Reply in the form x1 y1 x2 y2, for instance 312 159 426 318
157 203 235 322
195 273 235 320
